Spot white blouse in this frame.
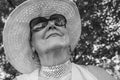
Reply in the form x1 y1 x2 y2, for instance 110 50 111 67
16 63 98 80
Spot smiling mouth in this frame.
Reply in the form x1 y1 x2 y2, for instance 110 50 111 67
46 33 62 39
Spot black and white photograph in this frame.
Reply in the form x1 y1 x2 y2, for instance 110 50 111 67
0 0 119 80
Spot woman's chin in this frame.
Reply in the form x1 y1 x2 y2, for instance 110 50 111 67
34 36 70 53
44 36 70 50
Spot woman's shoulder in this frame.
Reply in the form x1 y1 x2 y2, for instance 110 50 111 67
13 69 39 80
13 73 31 80
82 65 116 80
14 74 29 80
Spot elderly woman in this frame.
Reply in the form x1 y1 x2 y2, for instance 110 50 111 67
3 0 116 80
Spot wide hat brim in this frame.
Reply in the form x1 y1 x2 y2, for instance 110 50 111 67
3 0 81 73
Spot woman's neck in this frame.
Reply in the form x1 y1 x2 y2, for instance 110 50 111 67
38 47 71 67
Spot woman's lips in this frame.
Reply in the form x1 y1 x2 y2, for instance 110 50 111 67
46 33 63 39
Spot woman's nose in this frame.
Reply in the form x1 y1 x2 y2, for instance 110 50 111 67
47 21 56 29
48 21 55 25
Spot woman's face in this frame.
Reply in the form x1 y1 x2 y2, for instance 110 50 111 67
30 14 70 53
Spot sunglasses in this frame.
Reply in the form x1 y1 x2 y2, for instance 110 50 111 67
29 14 67 32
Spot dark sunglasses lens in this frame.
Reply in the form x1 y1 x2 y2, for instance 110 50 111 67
30 17 48 32
50 14 67 26
55 18 66 26
32 22 48 32
30 17 47 29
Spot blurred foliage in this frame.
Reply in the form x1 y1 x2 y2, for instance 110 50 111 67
0 0 120 80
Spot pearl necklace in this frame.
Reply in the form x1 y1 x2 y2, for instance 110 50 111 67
38 60 72 80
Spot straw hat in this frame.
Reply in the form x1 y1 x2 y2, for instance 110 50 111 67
3 0 81 73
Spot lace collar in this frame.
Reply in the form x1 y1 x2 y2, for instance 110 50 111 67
39 60 72 79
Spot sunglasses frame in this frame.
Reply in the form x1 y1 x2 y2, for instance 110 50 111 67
29 14 67 32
